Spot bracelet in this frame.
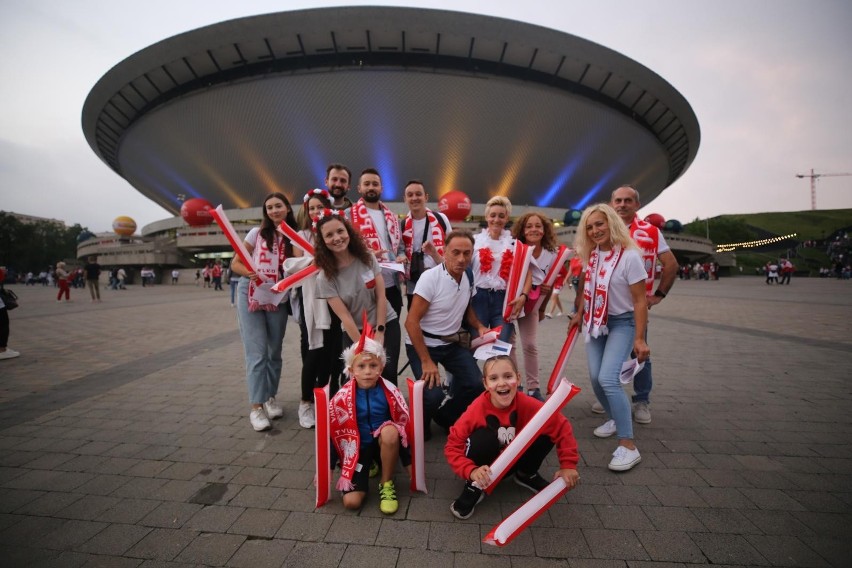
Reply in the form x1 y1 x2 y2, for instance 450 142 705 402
654 289 667 298
520 292 528 299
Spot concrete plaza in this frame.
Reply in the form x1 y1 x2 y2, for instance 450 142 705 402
0 276 850 567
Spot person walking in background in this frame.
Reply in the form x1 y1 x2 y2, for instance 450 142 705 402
117 267 127 289
55 261 72 302
84 256 102 303
512 212 562 401
171 269 180 284
780 258 794 284
0 266 20 361
229 192 298 432
569 204 649 472
228 265 240 306
212 260 224 290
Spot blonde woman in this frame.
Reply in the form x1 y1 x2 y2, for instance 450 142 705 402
471 196 528 343
568 204 649 472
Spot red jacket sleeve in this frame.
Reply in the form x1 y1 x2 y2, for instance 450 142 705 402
444 395 485 480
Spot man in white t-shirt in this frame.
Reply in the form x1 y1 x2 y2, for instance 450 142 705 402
606 185 678 424
400 180 451 309
405 231 488 438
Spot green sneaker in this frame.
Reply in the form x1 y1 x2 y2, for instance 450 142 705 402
369 461 380 478
378 480 398 514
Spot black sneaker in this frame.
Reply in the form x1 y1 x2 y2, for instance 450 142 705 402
514 470 550 493
450 482 484 520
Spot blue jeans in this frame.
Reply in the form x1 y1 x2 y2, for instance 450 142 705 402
472 288 514 342
405 342 484 426
236 278 289 404
632 327 651 404
230 279 239 305
585 312 635 440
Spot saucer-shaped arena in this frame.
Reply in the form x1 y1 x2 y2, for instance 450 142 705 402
82 6 699 214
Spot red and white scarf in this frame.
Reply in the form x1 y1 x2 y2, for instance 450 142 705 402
249 231 286 312
350 198 401 261
628 217 660 295
329 377 409 491
402 210 446 279
582 245 623 341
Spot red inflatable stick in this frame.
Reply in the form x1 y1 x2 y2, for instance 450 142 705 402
484 477 571 546
478 378 580 495
546 326 579 395
210 205 267 282
271 265 319 294
502 241 532 322
278 221 315 256
531 245 572 313
406 379 428 494
314 385 331 508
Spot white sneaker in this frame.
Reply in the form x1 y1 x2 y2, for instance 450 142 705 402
591 401 605 414
264 397 283 419
608 445 641 471
0 349 21 360
633 402 651 424
250 408 271 431
298 401 316 429
593 419 617 438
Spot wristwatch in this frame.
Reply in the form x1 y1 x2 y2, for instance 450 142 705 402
654 289 666 298
376 324 386 332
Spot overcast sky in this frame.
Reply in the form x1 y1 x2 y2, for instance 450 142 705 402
1 0 850 233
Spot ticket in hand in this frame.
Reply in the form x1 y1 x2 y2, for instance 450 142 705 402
471 326 503 350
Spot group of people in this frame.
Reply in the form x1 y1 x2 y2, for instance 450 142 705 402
228 166 675 516
763 258 794 284
681 261 720 280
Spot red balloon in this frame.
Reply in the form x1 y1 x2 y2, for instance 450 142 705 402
644 213 666 229
181 198 214 226
437 190 472 222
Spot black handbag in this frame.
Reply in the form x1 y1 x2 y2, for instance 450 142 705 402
0 287 18 310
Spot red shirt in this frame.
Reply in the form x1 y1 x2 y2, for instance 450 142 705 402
444 391 579 481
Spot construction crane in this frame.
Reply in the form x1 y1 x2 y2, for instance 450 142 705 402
795 169 852 210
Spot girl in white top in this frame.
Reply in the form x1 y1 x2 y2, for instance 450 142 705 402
512 212 562 401
568 203 649 473
230 192 297 433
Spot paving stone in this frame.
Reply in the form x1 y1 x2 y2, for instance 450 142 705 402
97 499 162 524
14 491 84 516
183 504 244 533
56 495 122 520
73 474 131 496
228 538 294 568
76 523 152 555
42 519 108 550
798 535 852 568
276 511 333 541
173 532 245 565
688 532 770 566
529 527 591 558
745 534 831 568
594 505 655 530
395 547 453 568
583 528 649 560
125 528 198 561
229 485 284 509
227 508 287 538
634 530 706 563
0 514 67 545
604 486 661 506
282 542 346 567
339 544 400 567
374 518 429 549
428 521 481 553
139 502 203 529
647 485 708 508
641 506 706 532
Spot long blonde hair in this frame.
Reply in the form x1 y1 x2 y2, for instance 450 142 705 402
574 203 638 264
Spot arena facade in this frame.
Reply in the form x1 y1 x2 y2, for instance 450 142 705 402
79 6 708 269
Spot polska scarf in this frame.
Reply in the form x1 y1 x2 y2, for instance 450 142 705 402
350 198 401 261
402 210 446 279
582 245 623 341
329 377 409 491
248 231 286 312
628 217 661 295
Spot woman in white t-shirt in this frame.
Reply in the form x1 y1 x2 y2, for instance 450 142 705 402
314 212 401 386
230 192 297 433
568 204 649 472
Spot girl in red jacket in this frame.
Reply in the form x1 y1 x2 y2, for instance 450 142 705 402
444 355 580 519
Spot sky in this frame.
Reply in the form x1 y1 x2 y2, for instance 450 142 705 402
1 0 851 233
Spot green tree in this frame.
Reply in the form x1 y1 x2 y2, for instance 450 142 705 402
0 212 87 274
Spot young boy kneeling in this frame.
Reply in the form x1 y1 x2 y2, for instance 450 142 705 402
330 334 410 514
445 355 580 519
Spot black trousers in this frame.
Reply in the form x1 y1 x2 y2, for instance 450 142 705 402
298 313 342 401
465 427 554 476
0 308 8 348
